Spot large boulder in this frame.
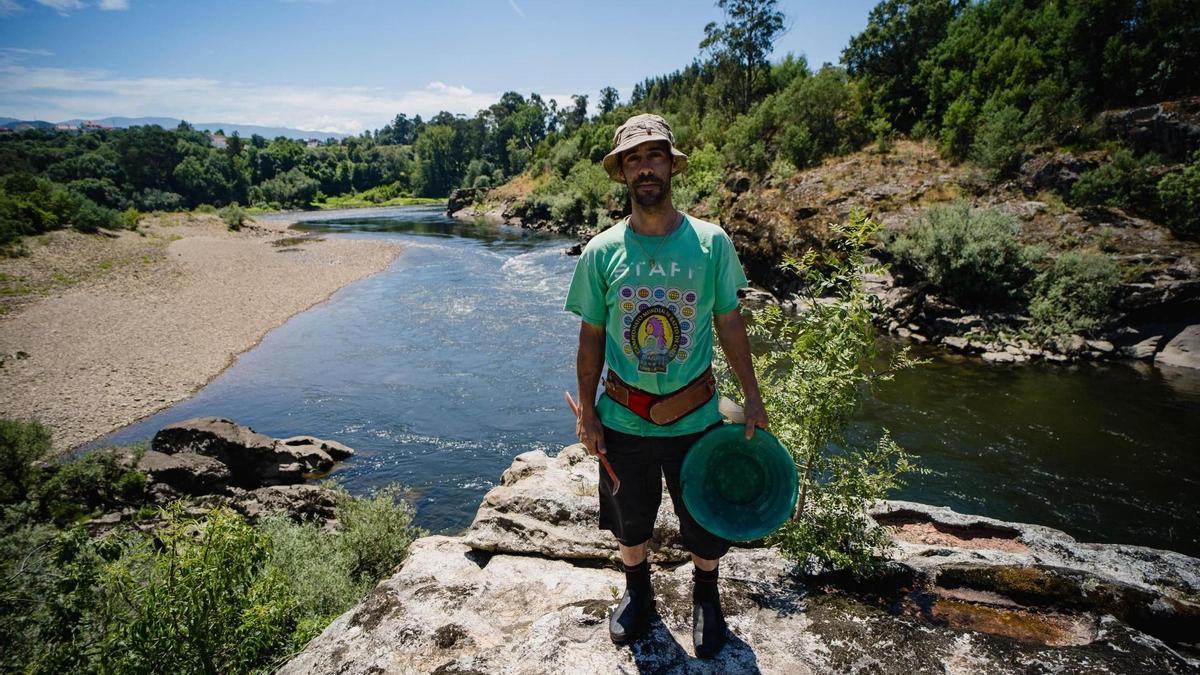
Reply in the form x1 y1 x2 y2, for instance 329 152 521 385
282 535 1198 674
462 444 690 563
197 484 340 525
1156 324 1200 370
136 450 230 496
152 417 322 487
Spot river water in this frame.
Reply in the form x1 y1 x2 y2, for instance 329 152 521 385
81 206 1200 556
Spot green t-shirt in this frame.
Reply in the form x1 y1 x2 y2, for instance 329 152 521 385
564 213 750 437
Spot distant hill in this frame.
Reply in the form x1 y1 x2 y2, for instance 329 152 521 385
0 116 350 141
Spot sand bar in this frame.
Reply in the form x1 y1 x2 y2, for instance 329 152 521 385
0 212 403 455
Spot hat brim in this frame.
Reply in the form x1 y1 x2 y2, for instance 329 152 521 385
602 134 688 183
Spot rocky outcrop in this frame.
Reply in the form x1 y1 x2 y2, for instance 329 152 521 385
1157 324 1200 369
152 416 342 487
463 444 690 562
285 445 1200 673
1099 98 1200 163
90 417 356 533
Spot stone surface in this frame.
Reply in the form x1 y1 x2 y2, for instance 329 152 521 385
285 449 1200 674
1156 324 1200 370
153 416 306 487
284 534 1199 675
136 450 230 495
462 444 690 563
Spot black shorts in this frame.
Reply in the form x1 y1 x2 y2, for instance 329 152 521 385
598 421 731 560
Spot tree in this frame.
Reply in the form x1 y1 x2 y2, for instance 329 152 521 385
598 86 621 115
699 0 787 114
841 0 965 134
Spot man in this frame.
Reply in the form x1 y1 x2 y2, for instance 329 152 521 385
563 113 768 658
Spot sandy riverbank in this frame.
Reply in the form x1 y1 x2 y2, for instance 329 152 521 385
0 212 404 455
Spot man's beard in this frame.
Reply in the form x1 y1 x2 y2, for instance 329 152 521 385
631 178 669 208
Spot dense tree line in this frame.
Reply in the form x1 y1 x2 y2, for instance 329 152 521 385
2 0 1197 254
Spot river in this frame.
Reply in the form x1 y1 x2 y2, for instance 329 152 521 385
81 205 1200 557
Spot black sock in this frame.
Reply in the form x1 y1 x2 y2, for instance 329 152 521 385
624 560 652 597
693 565 719 604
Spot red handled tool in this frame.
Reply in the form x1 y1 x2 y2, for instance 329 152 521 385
565 391 620 494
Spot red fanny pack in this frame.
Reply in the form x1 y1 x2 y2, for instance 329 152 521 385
603 366 716 426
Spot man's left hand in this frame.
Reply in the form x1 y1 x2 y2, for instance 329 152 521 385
742 396 768 439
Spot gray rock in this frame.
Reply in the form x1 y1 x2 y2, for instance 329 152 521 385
981 351 1016 364
198 484 339 524
152 417 352 487
136 450 230 495
1120 334 1163 360
463 444 690 563
1086 339 1115 354
1156 324 1200 370
284 532 1200 675
278 435 356 461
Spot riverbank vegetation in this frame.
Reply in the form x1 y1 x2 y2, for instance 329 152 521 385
0 418 423 673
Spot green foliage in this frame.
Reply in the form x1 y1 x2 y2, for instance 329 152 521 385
33 448 147 526
1157 150 1200 239
0 425 424 675
716 208 923 577
970 96 1031 180
220 203 248 231
699 0 787 114
888 199 1034 304
121 207 142 229
1069 147 1161 215
671 142 724 212
257 168 320 209
526 159 622 228
102 505 302 674
332 483 425 583
1029 251 1121 339
0 417 52 505
194 203 218 214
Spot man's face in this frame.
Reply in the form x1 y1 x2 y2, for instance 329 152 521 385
620 140 673 208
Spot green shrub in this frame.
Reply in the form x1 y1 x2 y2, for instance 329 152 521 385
102 505 303 674
32 447 146 526
0 418 52 505
1029 251 1121 339
1157 150 1200 239
194 203 218 214
121 207 142 229
971 98 1030 180
333 483 424 583
70 198 121 233
1069 147 1161 214
220 203 247 231
888 199 1034 304
869 117 895 154
716 208 923 577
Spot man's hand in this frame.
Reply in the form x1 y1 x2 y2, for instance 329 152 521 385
576 407 607 456
741 395 768 440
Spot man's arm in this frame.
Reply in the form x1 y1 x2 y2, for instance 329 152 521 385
575 320 607 455
714 307 768 439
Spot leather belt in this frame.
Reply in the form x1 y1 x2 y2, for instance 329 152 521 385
604 366 716 426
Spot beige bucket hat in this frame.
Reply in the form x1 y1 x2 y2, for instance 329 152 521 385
602 113 688 183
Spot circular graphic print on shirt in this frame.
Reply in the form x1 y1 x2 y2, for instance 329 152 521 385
629 305 681 373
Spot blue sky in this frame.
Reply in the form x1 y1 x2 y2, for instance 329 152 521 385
0 0 880 134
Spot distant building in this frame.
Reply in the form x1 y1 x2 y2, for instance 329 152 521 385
56 123 80 132
208 132 228 149
306 138 322 148
81 120 110 131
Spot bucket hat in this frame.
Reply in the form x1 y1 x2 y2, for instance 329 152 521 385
680 424 799 542
602 113 689 183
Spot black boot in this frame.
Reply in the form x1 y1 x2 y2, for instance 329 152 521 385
692 565 727 659
610 560 655 645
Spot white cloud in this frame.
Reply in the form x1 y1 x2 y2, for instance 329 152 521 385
0 0 24 17
98 0 128 10
507 0 524 18
34 0 84 14
0 65 509 133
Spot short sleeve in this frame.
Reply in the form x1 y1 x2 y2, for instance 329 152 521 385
564 246 608 326
713 231 749 315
